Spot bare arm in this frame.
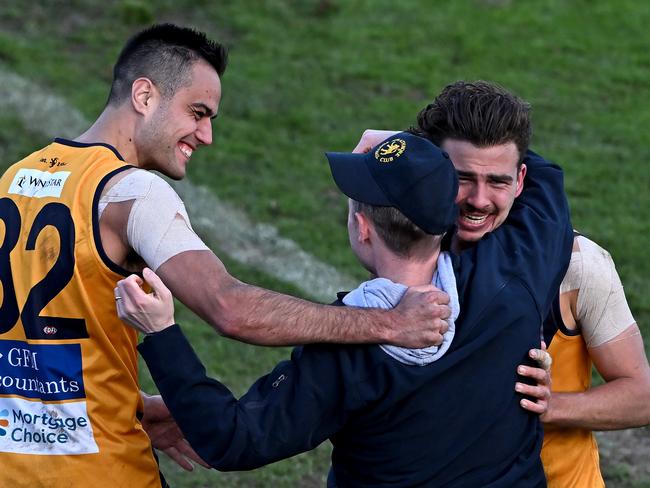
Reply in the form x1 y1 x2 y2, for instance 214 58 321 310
101 172 450 348
543 324 650 430
541 237 650 430
156 253 450 347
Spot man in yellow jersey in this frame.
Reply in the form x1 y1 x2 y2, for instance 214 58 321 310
0 24 450 487
354 80 650 487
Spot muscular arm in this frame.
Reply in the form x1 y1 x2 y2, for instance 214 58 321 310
543 238 650 429
156 250 448 346
102 170 450 348
544 324 650 429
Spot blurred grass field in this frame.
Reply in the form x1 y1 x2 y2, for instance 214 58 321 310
1 0 649 486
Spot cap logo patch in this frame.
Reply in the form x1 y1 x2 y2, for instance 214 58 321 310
374 138 406 163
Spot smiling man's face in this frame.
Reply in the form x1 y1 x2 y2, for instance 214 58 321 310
136 59 221 180
442 138 526 247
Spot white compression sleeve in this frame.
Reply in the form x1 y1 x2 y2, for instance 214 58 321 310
560 235 636 348
99 170 209 271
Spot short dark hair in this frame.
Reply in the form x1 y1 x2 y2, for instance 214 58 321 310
107 23 228 106
411 81 531 164
351 200 442 257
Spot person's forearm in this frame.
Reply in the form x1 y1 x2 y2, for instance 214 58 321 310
139 326 344 470
140 326 280 470
211 281 393 346
157 250 447 348
544 378 650 430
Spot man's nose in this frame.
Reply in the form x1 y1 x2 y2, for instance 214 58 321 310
465 183 491 210
196 117 213 145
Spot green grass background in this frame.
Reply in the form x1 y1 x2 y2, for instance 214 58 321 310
1 0 649 486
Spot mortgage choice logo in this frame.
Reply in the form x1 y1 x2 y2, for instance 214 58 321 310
0 398 98 455
0 340 97 455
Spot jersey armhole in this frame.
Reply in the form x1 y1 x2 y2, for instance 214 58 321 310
92 166 137 277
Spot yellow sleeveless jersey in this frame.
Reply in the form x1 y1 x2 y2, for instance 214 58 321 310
0 139 162 487
541 298 604 488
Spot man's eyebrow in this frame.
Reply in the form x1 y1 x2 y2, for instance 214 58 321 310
487 173 514 183
456 170 513 183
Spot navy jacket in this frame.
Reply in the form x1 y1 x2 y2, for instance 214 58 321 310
139 151 573 487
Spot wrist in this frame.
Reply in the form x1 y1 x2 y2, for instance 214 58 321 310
143 322 179 338
144 319 176 335
541 392 571 426
377 308 397 344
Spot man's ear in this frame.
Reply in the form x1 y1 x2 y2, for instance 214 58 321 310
354 211 372 243
131 78 158 115
515 163 527 198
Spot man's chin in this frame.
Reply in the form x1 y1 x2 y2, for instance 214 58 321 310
157 166 185 181
455 227 488 246
166 159 188 180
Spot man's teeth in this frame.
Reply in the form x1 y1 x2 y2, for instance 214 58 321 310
463 214 487 224
180 146 193 159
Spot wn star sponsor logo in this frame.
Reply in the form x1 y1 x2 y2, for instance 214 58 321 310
8 169 71 198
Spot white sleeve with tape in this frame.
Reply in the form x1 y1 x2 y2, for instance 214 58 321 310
98 170 209 271
560 235 636 348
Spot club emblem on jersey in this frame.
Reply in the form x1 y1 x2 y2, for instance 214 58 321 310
375 138 406 163
39 157 67 168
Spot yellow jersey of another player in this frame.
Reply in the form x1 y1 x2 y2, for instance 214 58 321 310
540 235 621 488
541 322 604 487
0 139 162 487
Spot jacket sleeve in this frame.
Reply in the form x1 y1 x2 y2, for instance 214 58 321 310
138 325 351 471
455 151 573 334
503 150 573 314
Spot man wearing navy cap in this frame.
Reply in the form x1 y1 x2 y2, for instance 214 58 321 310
115 129 572 486
353 80 650 486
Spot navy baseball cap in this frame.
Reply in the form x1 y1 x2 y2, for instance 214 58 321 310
326 132 459 235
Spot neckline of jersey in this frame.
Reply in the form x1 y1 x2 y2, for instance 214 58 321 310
53 138 124 161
